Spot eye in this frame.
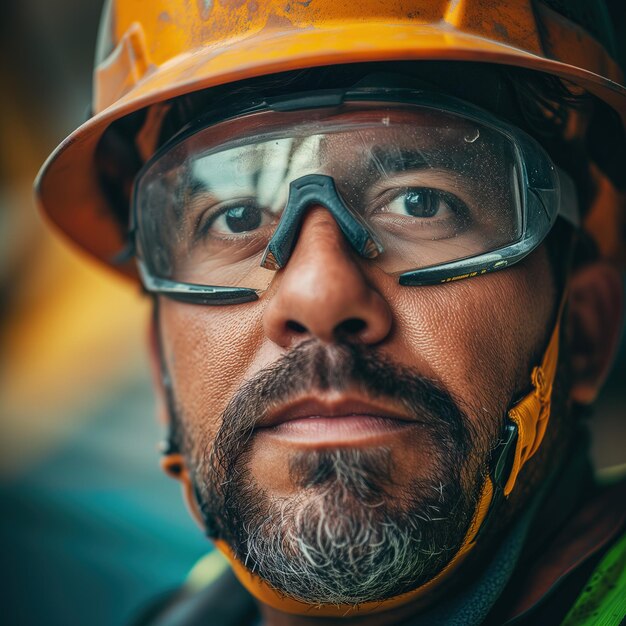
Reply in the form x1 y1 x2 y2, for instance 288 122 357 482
204 201 274 236
386 188 458 219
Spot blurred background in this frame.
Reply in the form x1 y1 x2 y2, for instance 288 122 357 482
0 2 208 625
0 1 624 625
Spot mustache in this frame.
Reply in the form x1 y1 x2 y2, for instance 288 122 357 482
209 340 472 477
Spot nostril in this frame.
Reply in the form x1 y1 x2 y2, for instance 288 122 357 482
336 318 367 337
286 320 307 334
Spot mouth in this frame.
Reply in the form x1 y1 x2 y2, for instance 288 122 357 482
255 394 419 447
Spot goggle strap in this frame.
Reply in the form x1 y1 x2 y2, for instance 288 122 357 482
556 167 580 228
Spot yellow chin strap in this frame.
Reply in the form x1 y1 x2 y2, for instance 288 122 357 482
213 312 563 617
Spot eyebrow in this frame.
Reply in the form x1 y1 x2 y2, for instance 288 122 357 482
189 175 210 196
367 147 430 178
367 145 470 180
178 174 212 219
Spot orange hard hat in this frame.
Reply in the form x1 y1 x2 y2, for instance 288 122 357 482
36 0 626 278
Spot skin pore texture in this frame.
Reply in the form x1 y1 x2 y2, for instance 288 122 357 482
155 202 573 625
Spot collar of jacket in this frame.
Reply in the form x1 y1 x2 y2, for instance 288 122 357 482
495 461 626 624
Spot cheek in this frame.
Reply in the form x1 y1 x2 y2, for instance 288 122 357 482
159 298 267 440
378 248 555 436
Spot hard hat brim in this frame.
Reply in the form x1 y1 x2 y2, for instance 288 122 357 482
36 22 626 279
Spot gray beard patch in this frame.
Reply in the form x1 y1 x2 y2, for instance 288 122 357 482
182 341 485 605
231 448 474 604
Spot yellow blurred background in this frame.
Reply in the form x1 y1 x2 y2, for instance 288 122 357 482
0 0 151 476
0 1 624 625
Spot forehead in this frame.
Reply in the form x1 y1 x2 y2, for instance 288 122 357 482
155 102 502 191
148 101 510 206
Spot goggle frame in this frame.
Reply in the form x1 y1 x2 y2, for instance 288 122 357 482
129 87 578 305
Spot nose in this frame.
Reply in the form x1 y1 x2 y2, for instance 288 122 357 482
263 207 393 347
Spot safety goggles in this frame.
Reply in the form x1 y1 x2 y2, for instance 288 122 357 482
131 88 578 304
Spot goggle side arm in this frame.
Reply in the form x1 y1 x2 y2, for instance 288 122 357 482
137 261 259 305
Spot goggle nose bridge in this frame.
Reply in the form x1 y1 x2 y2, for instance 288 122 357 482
260 174 384 270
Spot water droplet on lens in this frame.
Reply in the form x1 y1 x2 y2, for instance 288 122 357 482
464 128 480 143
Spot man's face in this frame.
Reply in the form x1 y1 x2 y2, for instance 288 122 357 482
155 109 558 605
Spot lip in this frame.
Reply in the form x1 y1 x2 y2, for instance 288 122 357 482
258 396 414 428
255 395 419 445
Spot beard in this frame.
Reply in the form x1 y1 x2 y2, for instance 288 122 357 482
173 340 490 605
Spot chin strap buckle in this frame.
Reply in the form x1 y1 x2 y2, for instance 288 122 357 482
492 420 520 491
477 419 519 540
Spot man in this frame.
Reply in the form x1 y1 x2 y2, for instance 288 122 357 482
36 1 625 624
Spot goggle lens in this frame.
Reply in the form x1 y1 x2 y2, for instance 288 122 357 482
135 102 524 291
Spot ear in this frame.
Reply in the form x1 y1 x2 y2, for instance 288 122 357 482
567 260 624 404
160 453 207 531
148 307 206 532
